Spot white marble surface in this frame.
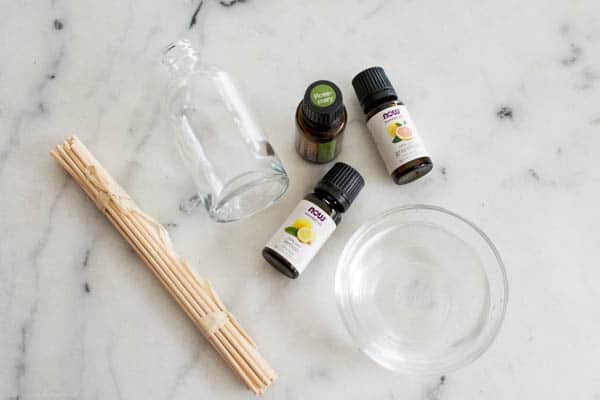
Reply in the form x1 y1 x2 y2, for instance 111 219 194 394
1 0 600 398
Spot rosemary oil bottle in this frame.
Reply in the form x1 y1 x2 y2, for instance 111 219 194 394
295 80 347 163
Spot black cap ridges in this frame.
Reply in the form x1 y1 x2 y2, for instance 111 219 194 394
300 80 345 131
352 67 398 114
315 162 364 212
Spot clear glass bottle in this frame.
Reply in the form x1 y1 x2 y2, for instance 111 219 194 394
162 40 289 222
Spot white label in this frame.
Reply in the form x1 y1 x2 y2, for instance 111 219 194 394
265 200 336 275
366 104 429 175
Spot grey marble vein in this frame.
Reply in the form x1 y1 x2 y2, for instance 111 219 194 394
107 341 124 400
10 177 67 398
425 376 446 400
189 1 204 29
0 44 66 175
219 0 247 7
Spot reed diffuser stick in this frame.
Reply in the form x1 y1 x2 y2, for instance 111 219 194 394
50 136 276 395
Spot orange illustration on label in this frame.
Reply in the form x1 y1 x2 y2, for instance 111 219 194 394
387 121 413 143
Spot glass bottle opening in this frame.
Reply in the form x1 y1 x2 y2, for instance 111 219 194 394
162 39 200 76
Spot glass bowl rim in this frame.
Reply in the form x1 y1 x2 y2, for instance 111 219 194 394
335 204 509 375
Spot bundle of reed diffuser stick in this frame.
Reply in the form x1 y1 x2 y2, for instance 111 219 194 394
51 136 276 395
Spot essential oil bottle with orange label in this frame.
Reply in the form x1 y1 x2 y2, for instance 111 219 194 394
262 162 364 278
352 67 433 184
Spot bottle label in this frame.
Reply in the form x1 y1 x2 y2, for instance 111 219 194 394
295 124 340 163
366 104 429 175
296 136 338 163
310 84 337 107
265 200 336 275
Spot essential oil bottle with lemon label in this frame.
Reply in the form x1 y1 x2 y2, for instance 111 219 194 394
263 162 364 278
295 80 347 163
352 67 433 184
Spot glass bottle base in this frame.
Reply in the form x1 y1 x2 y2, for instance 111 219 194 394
207 170 289 222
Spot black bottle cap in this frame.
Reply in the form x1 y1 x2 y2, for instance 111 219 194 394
300 80 345 131
315 162 365 212
352 66 398 114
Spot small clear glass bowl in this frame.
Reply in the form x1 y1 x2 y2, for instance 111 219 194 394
335 205 508 374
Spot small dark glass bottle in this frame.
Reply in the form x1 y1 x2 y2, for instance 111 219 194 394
352 67 433 185
262 162 364 278
295 80 347 163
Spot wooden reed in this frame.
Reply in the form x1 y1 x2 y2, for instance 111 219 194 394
51 136 276 394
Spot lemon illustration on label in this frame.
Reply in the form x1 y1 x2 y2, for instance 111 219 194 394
284 219 316 245
297 227 315 244
292 219 312 229
387 122 412 143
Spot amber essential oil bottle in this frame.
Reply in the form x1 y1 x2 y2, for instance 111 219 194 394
262 162 364 278
352 67 433 184
295 80 347 163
